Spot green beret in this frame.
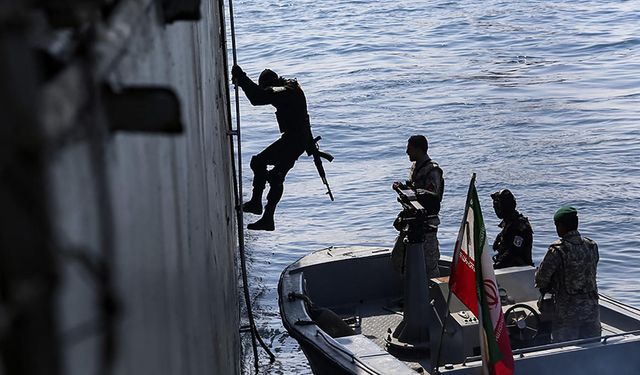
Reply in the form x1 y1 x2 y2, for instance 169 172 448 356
554 206 578 222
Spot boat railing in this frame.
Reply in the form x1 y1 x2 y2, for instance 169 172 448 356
599 294 640 316
460 329 640 366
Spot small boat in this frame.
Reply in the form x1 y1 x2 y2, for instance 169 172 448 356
278 245 640 374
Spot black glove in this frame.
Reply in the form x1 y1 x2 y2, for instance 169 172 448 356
493 233 502 251
231 65 245 83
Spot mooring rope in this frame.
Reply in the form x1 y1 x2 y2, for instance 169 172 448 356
221 0 276 371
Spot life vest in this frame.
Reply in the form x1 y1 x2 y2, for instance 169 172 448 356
552 233 598 295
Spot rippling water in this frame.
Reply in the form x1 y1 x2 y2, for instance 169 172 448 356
229 1 640 373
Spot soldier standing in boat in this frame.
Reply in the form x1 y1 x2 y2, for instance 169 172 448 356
392 135 444 278
490 189 534 269
231 65 312 231
535 206 601 342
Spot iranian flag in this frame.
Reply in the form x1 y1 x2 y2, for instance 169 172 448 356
449 175 514 375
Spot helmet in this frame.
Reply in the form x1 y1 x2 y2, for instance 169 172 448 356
258 69 279 87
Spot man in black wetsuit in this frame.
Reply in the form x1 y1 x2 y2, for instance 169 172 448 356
491 189 534 269
232 65 312 231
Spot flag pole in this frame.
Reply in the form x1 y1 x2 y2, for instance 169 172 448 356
433 173 476 374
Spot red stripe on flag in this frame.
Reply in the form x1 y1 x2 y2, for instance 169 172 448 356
450 246 478 317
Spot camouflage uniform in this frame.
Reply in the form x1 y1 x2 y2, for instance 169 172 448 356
392 157 444 278
535 230 601 342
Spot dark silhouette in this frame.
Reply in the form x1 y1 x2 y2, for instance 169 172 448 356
491 189 534 268
391 135 444 278
232 65 313 231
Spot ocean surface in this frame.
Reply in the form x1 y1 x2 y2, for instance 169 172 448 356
228 1 640 373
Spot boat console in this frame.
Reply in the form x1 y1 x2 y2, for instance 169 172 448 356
430 266 552 363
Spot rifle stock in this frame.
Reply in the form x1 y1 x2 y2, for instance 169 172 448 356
317 150 334 162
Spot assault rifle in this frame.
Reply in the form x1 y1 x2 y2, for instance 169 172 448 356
307 136 334 201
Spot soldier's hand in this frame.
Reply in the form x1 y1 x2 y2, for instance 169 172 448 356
392 181 407 190
231 65 245 83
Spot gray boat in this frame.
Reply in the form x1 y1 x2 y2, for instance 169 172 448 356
278 245 640 374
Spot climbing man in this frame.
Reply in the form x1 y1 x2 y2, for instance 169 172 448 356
231 65 312 231
392 135 444 278
491 189 534 269
535 206 601 342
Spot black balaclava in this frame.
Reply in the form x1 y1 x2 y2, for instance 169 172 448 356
491 189 517 219
258 69 279 88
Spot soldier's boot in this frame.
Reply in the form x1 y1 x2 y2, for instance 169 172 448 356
247 202 275 231
246 214 274 231
247 185 281 231
242 188 263 215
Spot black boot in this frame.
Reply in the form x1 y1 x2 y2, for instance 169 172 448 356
242 188 263 215
242 199 263 215
247 202 275 231
247 215 275 231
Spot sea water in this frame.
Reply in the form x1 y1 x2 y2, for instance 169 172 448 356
229 1 640 373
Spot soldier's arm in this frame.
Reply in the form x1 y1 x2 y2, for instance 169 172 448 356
492 232 502 252
423 168 442 195
591 239 599 265
493 236 521 268
493 249 514 269
535 246 561 292
236 73 289 106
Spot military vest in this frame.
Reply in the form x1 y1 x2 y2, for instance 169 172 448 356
552 232 598 295
411 160 444 216
274 79 311 135
494 213 534 266
412 160 445 200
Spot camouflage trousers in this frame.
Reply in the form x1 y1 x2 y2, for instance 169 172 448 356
391 231 441 279
553 319 601 342
552 294 601 342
